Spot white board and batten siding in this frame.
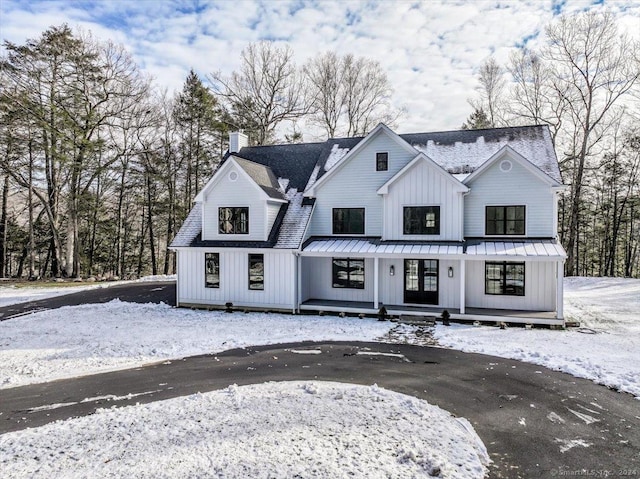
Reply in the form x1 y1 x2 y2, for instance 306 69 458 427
465 260 556 311
382 159 464 241
201 164 268 241
301 257 374 303
307 131 416 237
464 156 555 238
378 258 460 308
301 257 460 308
177 249 295 309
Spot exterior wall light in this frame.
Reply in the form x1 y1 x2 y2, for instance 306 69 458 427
389 265 395 276
448 266 454 278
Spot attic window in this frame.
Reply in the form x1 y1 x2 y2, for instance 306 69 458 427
376 152 388 171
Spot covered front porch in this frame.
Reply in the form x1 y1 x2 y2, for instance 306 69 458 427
300 298 560 325
297 238 566 326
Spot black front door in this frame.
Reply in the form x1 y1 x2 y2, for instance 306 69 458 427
404 259 439 305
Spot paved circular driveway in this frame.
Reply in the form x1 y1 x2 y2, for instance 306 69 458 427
1 282 638 478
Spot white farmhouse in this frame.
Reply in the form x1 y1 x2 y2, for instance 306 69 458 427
171 124 567 326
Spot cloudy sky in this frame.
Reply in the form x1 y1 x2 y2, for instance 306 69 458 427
1 0 638 139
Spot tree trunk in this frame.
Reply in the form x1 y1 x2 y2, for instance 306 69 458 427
146 166 157 276
0 175 8 277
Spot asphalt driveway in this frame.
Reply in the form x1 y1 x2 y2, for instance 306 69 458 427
1 282 638 478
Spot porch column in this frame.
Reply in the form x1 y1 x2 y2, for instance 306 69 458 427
296 254 302 313
556 260 564 320
459 259 466 315
374 257 379 309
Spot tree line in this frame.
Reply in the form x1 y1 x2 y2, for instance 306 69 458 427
1 10 638 280
0 25 398 279
463 11 640 278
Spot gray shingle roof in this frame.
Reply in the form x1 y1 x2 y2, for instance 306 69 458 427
234 157 285 200
274 190 314 249
171 124 562 250
402 125 562 183
170 202 202 248
233 142 326 190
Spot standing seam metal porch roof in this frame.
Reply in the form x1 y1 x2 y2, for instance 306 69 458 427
302 239 464 256
302 238 566 259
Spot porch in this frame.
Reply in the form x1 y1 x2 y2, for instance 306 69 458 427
300 299 561 325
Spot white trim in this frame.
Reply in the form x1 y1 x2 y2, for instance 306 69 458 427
556 260 564 320
194 156 278 203
463 146 563 187
483 203 528 238
399 203 443 240
306 123 418 196
459 259 465 314
374 151 389 172
374 257 379 308
377 153 468 195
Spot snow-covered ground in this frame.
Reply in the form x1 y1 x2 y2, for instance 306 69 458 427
0 275 175 308
0 300 393 389
0 381 489 479
435 277 640 398
0 276 638 398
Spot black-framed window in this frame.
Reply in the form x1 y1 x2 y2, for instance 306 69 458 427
486 206 525 235
376 152 388 171
205 253 220 288
248 254 264 290
403 206 440 235
219 207 249 234
332 208 365 234
332 258 365 289
485 262 525 296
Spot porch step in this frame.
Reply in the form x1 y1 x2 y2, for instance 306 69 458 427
398 315 437 326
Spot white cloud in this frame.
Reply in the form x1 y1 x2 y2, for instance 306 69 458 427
1 0 637 136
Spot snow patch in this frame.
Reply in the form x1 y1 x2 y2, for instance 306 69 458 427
0 301 395 389
555 438 592 453
323 144 350 171
547 412 566 424
356 351 411 362
566 408 600 425
0 382 490 478
434 277 640 398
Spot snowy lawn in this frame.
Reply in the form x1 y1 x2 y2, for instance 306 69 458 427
0 381 489 479
435 277 640 398
0 300 394 389
0 275 175 308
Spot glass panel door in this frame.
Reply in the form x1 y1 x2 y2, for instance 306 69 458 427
404 259 439 305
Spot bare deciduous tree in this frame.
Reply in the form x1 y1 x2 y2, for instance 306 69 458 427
468 57 506 127
305 52 401 138
209 42 310 145
542 11 640 275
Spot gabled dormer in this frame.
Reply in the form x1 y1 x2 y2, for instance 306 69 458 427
377 153 469 241
462 146 565 239
195 156 287 242
304 123 420 237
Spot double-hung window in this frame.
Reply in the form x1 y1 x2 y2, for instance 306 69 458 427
332 258 365 289
403 206 440 235
485 262 525 296
486 206 525 235
219 207 249 234
332 208 365 235
248 254 264 290
205 253 219 288
376 152 388 171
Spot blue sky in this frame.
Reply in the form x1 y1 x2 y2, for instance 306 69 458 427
1 0 638 138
